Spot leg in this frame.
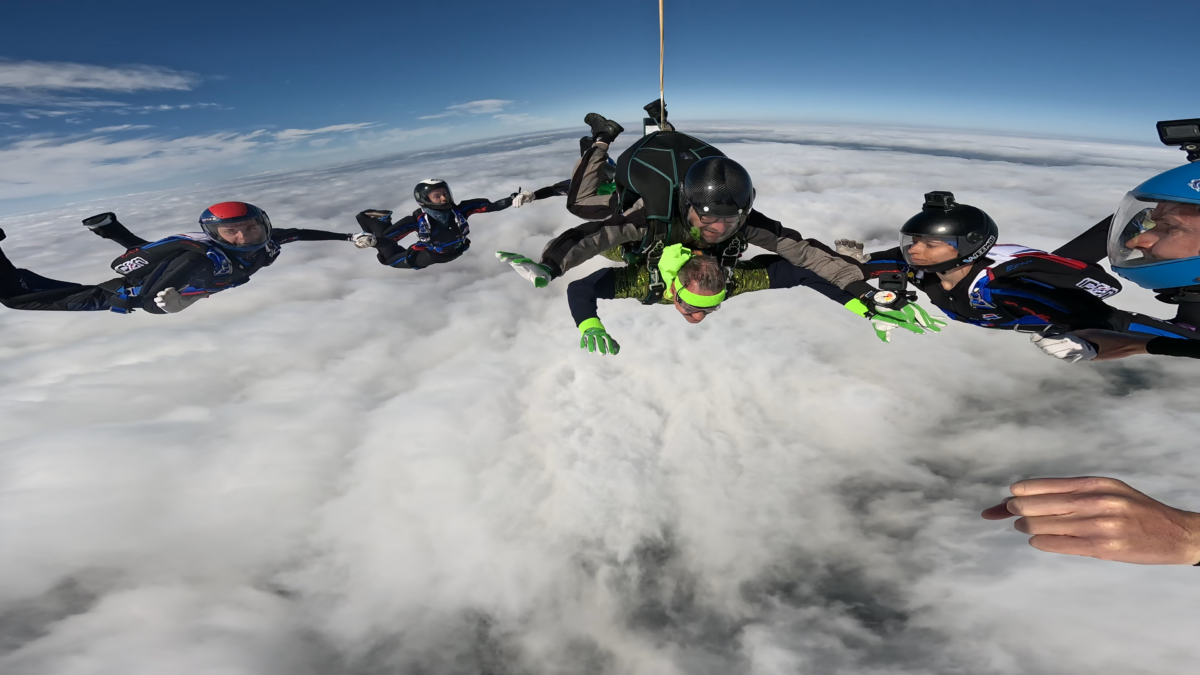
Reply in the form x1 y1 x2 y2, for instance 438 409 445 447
83 213 149 249
566 141 618 220
387 244 468 270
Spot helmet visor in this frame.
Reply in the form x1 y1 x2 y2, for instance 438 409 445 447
900 233 961 267
1109 192 1200 268
687 207 745 243
206 218 270 248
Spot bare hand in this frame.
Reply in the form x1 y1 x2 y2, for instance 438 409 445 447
1072 329 1151 361
982 476 1200 565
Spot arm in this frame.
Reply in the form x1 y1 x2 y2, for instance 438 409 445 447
759 256 857 304
566 267 618 326
539 210 648 278
272 227 353 244
459 197 513 216
136 251 212 315
739 211 871 293
566 267 626 355
533 180 572 200
1051 216 1112 264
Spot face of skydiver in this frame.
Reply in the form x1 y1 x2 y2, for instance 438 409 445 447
425 187 452 206
671 279 721 323
904 235 961 268
214 221 267 247
687 206 742 244
1122 202 1200 261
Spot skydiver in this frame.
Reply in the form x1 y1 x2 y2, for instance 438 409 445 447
0 202 351 314
354 179 546 270
567 244 931 355
983 476 1200 566
832 191 1196 358
1031 120 1200 361
496 112 938 338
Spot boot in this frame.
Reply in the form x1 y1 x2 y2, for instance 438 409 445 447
583 113 624 144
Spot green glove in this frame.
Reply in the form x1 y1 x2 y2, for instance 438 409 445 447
496 251 552 288
844 299 947 343
578 318 620 355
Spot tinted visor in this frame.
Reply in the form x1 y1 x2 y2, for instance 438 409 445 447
899 233 961 267
1108 193 1200 268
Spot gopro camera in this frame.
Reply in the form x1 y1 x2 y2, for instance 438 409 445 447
923 191 956 210
878 272 917 302
1156 118 1200 162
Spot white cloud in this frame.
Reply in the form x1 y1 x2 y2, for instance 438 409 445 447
419 99 515 119
274 123 379 141
92 125 153 133
0 127 1197 674
0 59 199 92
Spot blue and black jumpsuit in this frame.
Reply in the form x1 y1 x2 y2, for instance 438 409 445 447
357 197 515 270
0 219 349 313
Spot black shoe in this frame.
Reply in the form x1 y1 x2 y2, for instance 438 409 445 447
82 212 116 230
579 135 594 157
583 113 624 144
642 99 675 131
643 99 667 122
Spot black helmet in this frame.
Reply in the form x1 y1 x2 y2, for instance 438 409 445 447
414 179 455 210
899 191 998 273
681 157 755 217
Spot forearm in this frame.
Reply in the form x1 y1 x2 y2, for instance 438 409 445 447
741 214 867 291
275 228 352 243
539 215 644 278
764 257 856 304
566 268 618 326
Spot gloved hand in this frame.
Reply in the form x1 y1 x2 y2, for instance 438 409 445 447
1030 332 1097 363
496 251 552 288
352 232 377 249
355 209 393 236
155 288 210 313
835 238 869 262
512 191 537 208
844 298 947 343
578 318 620 355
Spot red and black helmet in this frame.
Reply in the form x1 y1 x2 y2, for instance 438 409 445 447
198 202 273 252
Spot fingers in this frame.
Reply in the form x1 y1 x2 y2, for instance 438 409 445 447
981 498 1016 520
1011 476 1134 498
1027 534 1098 559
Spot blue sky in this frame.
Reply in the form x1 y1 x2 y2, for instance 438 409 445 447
1 0 1196 213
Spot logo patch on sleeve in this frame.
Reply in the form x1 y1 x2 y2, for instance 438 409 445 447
1077 277 1119 299
114 257 149 275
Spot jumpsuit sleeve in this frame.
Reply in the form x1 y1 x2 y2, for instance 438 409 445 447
271 228 353 243
763 256 857 304
533 180 572 200
739 210 871 294
459 197 513 215
566 267 619 327
539 209 649 278
1147 337 1200 358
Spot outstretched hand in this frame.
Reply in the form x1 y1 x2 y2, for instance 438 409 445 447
496 251 552 288
155 288 210 313
982 476 1200 565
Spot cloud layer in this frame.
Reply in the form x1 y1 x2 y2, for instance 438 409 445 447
0 125 1196 674
0 60 200 92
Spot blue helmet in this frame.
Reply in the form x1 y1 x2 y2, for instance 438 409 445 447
1108 161 1200 290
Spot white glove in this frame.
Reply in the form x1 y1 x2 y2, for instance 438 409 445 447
512 191 536 209
155 288 210 313
1030 333 1097 363
352 232 377 249
495 251 552 288
835 239 869 262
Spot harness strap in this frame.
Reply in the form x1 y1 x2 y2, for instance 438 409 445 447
639 220 672 305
